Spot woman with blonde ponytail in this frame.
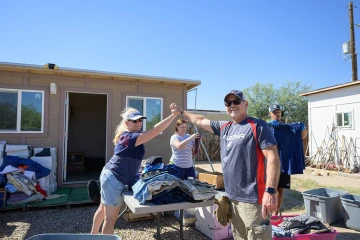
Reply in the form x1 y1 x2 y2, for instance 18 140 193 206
91 104 180 235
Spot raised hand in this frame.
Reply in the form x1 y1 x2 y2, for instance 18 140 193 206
170 103 182 115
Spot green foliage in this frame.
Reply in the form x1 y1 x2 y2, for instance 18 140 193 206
0 102 17 130
146 114 161 130
242 81 312 124
21 104 42 131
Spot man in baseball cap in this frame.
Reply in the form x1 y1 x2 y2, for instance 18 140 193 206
268 103 307 216
171 90 280 240
268 104 282 127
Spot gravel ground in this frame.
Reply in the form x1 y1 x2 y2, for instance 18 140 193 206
2 202 360 240
1 162 360 239
0 204 215 240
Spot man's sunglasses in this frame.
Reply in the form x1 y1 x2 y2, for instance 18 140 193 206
224 99 243 107
128 119 143 123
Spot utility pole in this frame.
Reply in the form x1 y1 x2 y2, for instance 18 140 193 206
187 88 198 110
349 1 358 81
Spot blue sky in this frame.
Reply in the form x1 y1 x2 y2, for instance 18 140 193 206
1 1 358 110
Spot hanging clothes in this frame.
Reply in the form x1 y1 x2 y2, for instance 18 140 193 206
272 122 305 175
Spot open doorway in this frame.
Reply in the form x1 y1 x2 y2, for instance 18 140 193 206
64 92 107 183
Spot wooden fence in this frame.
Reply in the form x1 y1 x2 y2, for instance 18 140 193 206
189 123 309 162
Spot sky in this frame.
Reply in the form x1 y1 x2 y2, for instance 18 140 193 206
1 1 359 110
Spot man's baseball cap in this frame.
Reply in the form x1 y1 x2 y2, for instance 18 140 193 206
224 90 246 102
126 110 147 120
269 104 281 112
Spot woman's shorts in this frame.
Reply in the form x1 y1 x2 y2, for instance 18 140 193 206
99 168 126 207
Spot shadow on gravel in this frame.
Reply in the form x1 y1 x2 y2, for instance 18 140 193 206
331 221 360 240
114 214 210 240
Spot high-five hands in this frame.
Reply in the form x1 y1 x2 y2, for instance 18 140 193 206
170 103 182 115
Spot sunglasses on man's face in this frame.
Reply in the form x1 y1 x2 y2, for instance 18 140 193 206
128 119 143 123
224 99 242 107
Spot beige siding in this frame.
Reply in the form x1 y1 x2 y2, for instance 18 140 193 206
29 77 85 88
0 75 23 85
0 70 187 184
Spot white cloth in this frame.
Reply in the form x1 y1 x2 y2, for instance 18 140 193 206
0 165 21 175
0 165 36 180
24 170 36 180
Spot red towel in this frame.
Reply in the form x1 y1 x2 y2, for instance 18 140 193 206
35 183 47 197
193 135 201 155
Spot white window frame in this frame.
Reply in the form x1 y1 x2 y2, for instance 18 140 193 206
0 88 45 133
335 110 353 128
126 96 163 132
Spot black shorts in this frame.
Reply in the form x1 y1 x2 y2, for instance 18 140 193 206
278 172 291 189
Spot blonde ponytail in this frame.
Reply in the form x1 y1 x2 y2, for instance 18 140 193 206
113 107 138 145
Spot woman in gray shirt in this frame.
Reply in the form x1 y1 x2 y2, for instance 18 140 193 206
169 119 199 180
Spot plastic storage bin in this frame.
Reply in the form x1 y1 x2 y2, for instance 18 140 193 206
27 234 121 240
341 194 360 231
302 188 348 224
271 215 338 240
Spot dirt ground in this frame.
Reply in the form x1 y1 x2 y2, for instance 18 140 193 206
195 161 360 240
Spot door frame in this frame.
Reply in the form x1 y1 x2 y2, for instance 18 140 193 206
58 87 113 186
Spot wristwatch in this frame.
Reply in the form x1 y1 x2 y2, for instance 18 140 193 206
265 187 276 194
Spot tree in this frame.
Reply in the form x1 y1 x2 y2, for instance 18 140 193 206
21 104 42 131
242 81 311 124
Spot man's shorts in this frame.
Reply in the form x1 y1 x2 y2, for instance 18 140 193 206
278 172 291 189
100 168 126 207
230 199 272 240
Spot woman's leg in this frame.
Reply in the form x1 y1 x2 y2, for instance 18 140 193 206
98 168 126 234
91 203 105 234
102 204 121 234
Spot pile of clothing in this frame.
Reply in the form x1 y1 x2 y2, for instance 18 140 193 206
0 155 51 205
132 160 217 205
272 214 332 238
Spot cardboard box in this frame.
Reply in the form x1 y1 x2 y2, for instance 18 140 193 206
195 204 232 240
198 172 224 190
119 202 155 222
122 212 154 222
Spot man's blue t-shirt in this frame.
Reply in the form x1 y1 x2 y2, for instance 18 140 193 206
211 117 277 204
272 122 305 175
105 131 145 186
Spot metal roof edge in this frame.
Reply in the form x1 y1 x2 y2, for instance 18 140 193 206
0 61 201 87
300 81 360 96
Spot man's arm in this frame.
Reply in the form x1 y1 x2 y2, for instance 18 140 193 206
171 104 214 133
261 145 281 218
301 128 308 140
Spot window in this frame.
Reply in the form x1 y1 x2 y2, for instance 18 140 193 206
126 96 163 131
336 111 352 127
0 89 44 133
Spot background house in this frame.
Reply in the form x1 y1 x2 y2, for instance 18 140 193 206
187 109 231 121
0 62 200 186
300 81 360 170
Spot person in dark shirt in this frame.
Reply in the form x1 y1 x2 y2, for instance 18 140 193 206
171 90 281 240
91 105 179 235
268 103 307 215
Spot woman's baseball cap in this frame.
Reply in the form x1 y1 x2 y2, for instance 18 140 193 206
126 110 147 120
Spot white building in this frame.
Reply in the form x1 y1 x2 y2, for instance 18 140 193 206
300 81 360 169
